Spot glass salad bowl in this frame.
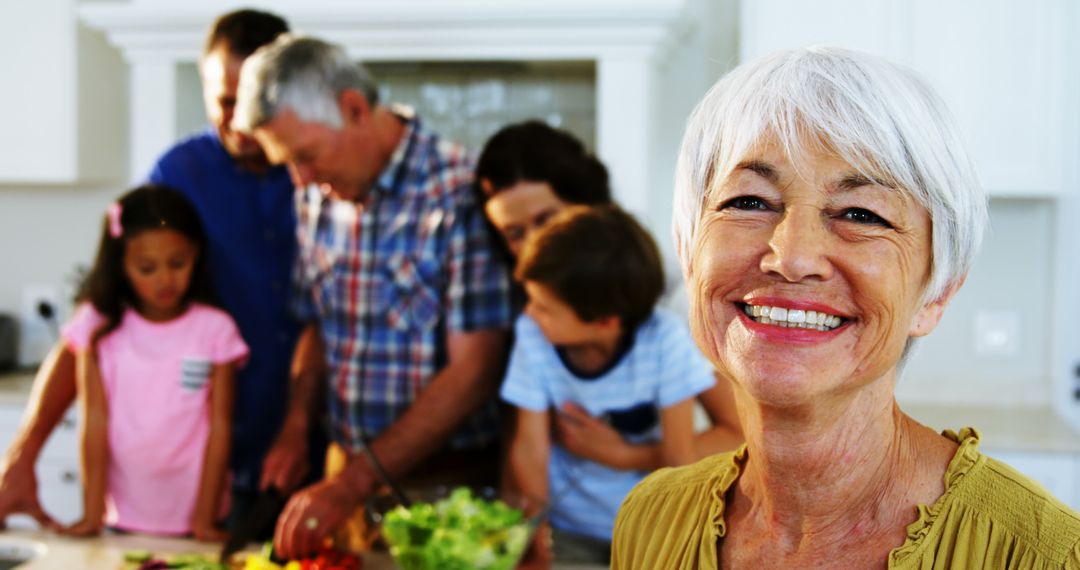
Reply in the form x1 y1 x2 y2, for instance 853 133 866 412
366 486 540 570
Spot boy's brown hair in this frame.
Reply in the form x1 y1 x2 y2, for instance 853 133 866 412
516 205 664 331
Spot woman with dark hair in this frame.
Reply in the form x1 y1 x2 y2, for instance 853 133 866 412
477 120 742 488
476 120 612 259
61 185 248 540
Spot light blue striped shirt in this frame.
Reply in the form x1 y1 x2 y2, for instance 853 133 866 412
500 308 715 540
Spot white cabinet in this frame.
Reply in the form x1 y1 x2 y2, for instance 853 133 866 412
0 404 82 527
985 448 1079 512
739 0 1073 197
0 0 126 184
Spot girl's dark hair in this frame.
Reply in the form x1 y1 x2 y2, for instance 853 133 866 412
475 121 612 206
77 184 215 344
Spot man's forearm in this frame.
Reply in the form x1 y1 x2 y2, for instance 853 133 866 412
5 344 77 467
339 329 508 493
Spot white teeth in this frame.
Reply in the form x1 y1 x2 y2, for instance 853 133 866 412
742 303 845 331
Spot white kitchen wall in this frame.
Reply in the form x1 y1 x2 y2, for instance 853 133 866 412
898 199 1055 407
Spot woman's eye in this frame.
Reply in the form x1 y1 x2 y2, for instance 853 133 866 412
840 208 892 227
720 196 770 211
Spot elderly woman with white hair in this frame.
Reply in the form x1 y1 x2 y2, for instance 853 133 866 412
611 47 1080 569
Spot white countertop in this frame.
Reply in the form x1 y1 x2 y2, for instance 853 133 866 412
902 403 1080 454
0 528 605 569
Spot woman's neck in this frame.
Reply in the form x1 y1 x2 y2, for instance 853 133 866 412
729 381 955 556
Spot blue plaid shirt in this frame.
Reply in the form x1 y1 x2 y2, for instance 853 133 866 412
292 109 512 452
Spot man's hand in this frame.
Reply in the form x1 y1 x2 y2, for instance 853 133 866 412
273 476 364 560
0 458 58 531
259 425 311 494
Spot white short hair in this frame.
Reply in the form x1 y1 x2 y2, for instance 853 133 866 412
673 46 987 303
233 34 379 132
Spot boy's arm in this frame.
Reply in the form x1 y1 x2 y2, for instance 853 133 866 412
509 407 552 570
509 407 551 513
192 362 235 541
64 349 108 536
658 398 696 468
0 342 75 529
554 403 662 471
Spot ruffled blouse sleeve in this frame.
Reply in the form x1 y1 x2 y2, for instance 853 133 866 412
889 427 1080 569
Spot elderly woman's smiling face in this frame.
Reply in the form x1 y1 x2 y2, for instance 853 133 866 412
688 137 952 407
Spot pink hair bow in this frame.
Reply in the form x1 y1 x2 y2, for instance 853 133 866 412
106 203 123 238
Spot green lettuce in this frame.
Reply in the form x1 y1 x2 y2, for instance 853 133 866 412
382 487 531 570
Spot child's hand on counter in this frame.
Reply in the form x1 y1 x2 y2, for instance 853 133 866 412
192 520 229 542
60 516 103 537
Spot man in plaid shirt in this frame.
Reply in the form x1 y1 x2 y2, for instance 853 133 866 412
234 35 513 558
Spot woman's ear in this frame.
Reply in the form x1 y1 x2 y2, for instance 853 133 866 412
338 89 370 125
909 277 965 337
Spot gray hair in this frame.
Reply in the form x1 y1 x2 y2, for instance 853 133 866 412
673 46 987 304
233 34 380 132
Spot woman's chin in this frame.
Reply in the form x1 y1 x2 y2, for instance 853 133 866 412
730 360 853 409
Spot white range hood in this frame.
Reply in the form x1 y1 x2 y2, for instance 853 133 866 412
79 0 694 218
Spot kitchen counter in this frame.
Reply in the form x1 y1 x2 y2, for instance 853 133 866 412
902 403 1080 453
0 528 607 569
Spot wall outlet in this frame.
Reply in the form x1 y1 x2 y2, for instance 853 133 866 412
973 310 1021 357
18 284 63 367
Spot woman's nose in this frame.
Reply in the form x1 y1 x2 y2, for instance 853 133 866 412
759 208 834 283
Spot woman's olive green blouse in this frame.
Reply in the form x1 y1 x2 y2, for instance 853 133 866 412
612 428 1080 569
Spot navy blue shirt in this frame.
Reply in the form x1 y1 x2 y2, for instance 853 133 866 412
148 129 300 490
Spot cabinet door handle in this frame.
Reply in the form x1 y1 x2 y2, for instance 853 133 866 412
61 471 78 484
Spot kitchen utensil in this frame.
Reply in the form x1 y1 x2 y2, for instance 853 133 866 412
219 488 286 563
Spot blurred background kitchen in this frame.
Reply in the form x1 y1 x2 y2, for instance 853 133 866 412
0 0 1077 522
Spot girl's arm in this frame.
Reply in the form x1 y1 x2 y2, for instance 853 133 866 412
192 362 235 542
658 398 696 468
0 343 75 530
63 349 108 536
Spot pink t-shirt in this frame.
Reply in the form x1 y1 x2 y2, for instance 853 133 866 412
62 302 249 535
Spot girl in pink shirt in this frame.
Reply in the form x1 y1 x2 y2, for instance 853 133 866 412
60 184 248 540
